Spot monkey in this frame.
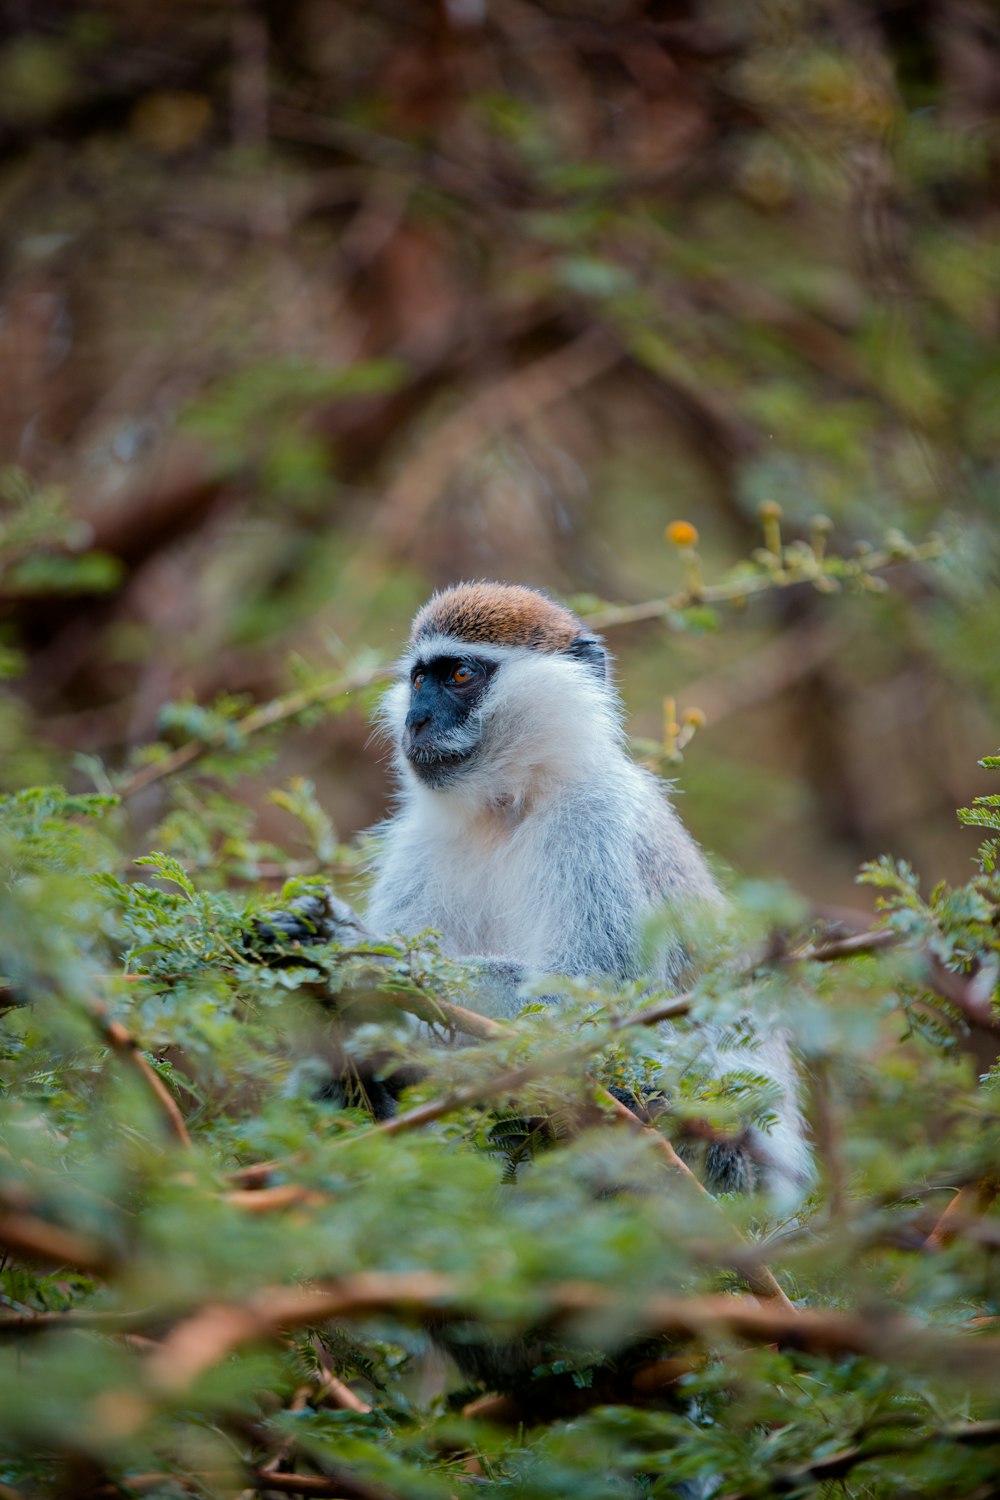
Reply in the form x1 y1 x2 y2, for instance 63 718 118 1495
257 581 813 1401
265 581 811 1204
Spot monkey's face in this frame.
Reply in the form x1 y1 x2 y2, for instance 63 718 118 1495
400 652 499 787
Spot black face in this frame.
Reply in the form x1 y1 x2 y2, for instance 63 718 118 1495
402 654 498 786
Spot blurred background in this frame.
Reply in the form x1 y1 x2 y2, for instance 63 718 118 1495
0 0 998 913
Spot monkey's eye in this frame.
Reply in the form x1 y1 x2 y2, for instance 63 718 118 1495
450 664 477 686
412 671 425 690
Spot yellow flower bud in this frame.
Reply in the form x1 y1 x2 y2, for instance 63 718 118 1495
665 520 699 548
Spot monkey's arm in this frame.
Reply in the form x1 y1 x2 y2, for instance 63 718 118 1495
253 887 533 1020
253 889 371 950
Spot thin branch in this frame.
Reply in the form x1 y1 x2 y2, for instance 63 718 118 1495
88 1001 192 1148
145 1273 456 1394
0 1308 150 1337
359 1056 564 1139
235 1384 311 1500
584 538 945 630
599 1089 795 1310
310 1337 372 1414
795 928 899 961
809 1059 847 1225
718 1419 1000 1499
229 988 790 1302
117 659 391 801
925 1178 1000 1251
112 539 942 804
228 1157 299 1188
224 1185 327 1213
925 954 1000 1036
0 1211 114 1276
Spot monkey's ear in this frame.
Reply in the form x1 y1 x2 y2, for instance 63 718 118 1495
564 634 607 681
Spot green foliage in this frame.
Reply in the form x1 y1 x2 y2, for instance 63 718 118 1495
2 497 999 1498
181 356 409 509
0 469 123 597
3 2 1000 1490
957 754 1000 872
3 669 1000 1497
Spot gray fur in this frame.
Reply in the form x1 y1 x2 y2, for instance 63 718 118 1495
342 619 811 1205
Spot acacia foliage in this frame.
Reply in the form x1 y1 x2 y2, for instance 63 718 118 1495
2 525 1000 1500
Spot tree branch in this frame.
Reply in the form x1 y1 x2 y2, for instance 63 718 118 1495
88 1001 192 1149
130 1274 1000 1400
0 1211 114 1276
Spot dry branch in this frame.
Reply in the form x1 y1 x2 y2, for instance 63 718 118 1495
925 955 1000 1036
310 1337 372 1415
224 1185 328 1213
0 1211 114 1276
145 1273 455 1394
925 1179 1000 1251
0 1308 150 1337
130 1274 1000 1400
88 1001 192 1148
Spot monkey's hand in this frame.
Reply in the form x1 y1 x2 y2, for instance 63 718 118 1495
252 887 373 954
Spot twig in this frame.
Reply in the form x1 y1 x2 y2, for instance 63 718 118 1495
145 1273 455 1394
794 928 899 962
599 1089 795 1310
229 1157 299 1188
809 1060 847 1225
311 1337 372 1414
117 659 391 801
583 537 945 630
0 1308 150 1336
112 540 942 805
630 1354 699 1394
88 1001 192 1149
0 1211 114 1276
235 1384 311 1500
925 1179 1000 1251
599 1088 704 1184
316 1374 372 1414
718 1419 1000 1500
356 1056 562 1139
925 954 1000 1036
229 987 790 1302
224 1185 327 1213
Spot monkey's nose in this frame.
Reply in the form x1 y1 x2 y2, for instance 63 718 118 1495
402 722 429 757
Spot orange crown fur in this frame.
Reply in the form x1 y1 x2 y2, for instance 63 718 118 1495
410 582 587 653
